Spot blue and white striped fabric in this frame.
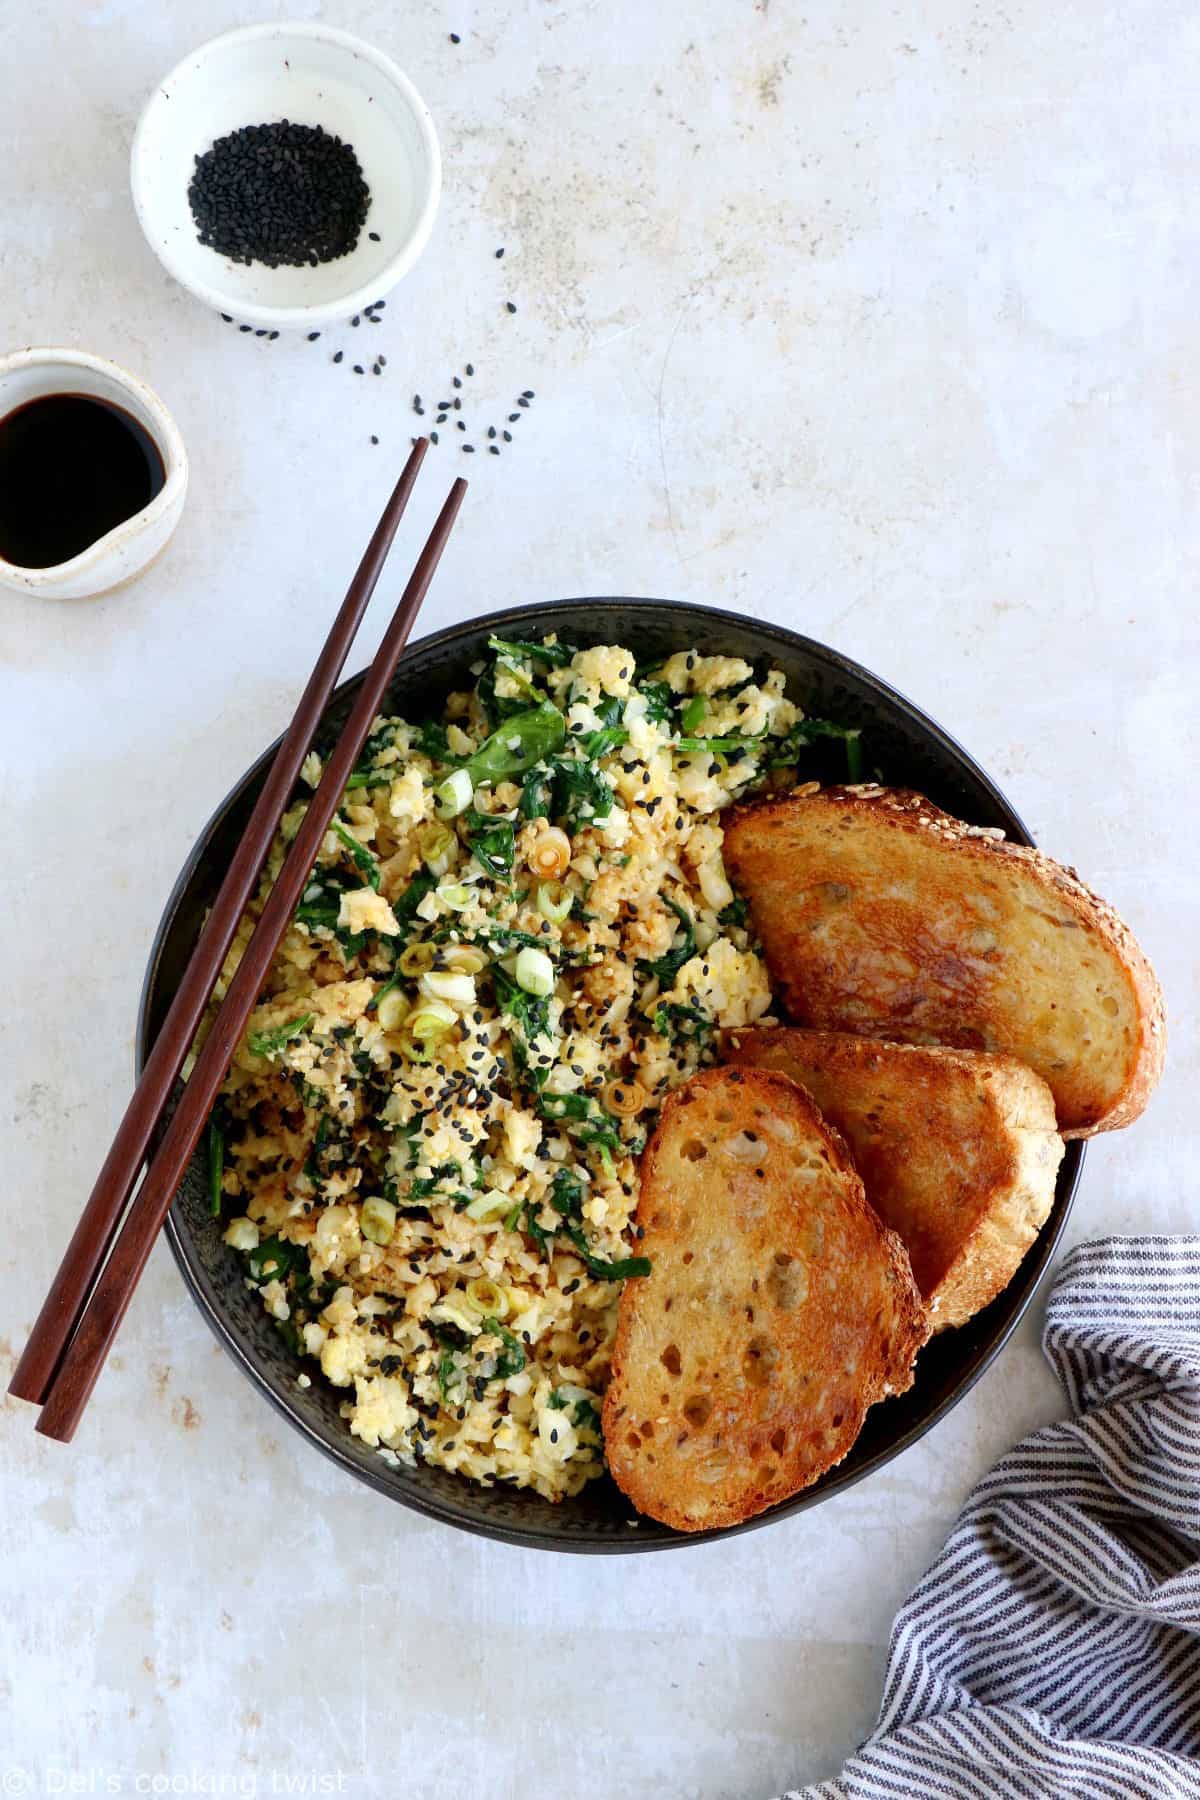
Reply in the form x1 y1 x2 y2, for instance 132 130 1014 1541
790 1238 1200 1800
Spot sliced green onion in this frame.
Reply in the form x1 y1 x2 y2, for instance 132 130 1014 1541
436 881 473 912
361 1197 397 1246
420 969 477 1009
465 1189 515 1223
407 1000 457 1040
376 987 409 1033
399 941 437 977
680 694 707 733
417 820 457 874
434 768 474 819
515 945 555 997
465 1277 509 1319
536 880 573 924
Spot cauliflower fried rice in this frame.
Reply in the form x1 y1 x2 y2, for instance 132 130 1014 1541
203 636 855 1504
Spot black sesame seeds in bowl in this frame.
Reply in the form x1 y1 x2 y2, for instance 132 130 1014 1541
131 23 441 330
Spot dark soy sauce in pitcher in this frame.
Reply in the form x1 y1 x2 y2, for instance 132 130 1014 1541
0 393 166 568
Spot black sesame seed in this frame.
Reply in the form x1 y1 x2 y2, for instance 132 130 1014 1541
506 301 517 313
353 364 364 374
379 354 387 367
371 435 379 445
486 426 496 439
456 420 467 432
368 230 381 241
450 31 461 42
268 330 280 340
518 397 530 408
187 121 370 269
453 398 462 411
333 350 344 363
495 247 504 259
372 363 382 375
522 390 534 399
435 413 448 424
239 325 252 333
465 363 475 376
463 444 475 453
508 413 520 423
430 430 438 444
221 313 233 323
502 430 512 442
488 445 500 455
307 330 321 341
452 376 462 389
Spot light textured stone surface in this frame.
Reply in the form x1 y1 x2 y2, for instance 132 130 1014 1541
2 2 1196 1795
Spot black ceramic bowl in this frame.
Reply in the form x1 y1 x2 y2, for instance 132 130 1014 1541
140 599 1082 1552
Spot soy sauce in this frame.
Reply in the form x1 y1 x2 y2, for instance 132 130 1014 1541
0 393 165 568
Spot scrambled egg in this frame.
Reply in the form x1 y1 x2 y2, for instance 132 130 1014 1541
206 634 830 1502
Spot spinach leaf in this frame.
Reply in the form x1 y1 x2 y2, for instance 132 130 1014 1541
466 701 566 786
549 756 613 828
414 718 452 763
246 1234 311 1287
548 1169 651 1281
493 962 552 1050
769 717 863 780
392 868 439 929
247 1014 314 1059
519 764 554 821
651 999 711 1042
718 896 749 928
331 818 381 891
676 731 767 755
437 1351 466 1403
480 1317 526 1378
584 724 629 760
486 635 573 667
636 680 674 725
642 897 695 987
465 810 516 881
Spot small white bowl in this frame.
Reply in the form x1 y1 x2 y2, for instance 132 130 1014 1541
0 347 188 601
130 23 441 330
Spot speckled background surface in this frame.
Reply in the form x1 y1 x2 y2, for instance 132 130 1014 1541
2 3 1196 1796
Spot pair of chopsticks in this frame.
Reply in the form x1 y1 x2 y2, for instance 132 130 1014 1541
12 439 465 1443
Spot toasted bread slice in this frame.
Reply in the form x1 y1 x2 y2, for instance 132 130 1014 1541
722 786 1165 1137
603 1066 927 1532
721 1028 1064 1330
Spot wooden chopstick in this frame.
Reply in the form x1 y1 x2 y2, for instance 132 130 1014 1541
33 473 467 1443
10 440 431 1410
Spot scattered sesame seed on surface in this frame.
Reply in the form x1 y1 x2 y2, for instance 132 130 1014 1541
368 230 380 241
506 301 517 313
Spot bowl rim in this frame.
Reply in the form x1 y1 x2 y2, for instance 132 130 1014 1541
129 22 443 329
142 597 1083 1552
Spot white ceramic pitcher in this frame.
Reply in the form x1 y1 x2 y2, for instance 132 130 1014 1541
0 347 188 600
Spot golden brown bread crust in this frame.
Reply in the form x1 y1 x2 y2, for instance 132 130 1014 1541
722 786 1166 1138
602 1066 928 1532
721 1028 1064 1331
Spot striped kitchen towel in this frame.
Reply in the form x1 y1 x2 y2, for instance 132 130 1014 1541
789 1237 1200 1800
